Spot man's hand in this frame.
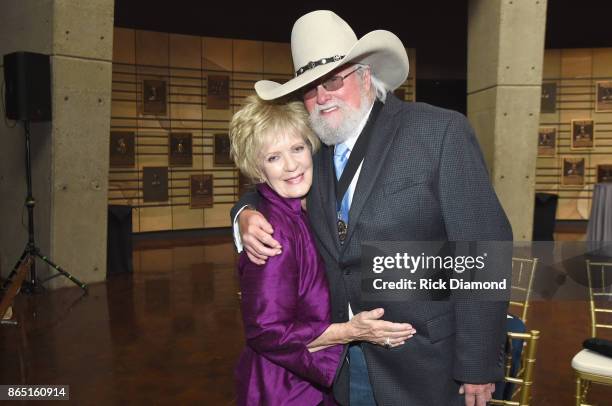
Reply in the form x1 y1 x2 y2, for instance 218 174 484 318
347 308 416 347
459 383 495 406
239 209 281 265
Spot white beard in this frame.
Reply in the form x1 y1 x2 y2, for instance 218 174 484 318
308 92 372 146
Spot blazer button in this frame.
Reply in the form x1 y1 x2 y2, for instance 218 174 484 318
338 310 345 318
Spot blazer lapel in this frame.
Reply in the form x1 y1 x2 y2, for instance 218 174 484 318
311 145 341 255
344 96 402 247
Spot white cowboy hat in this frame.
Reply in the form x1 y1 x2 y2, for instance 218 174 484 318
255 10 410 100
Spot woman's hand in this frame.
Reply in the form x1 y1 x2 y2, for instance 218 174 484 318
307 308 416 352
347 308 416 348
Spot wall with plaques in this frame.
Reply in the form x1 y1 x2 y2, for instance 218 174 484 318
110 28 416 232
537 48 612 220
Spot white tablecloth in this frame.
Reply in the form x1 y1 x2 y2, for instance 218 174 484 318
586 183 612 241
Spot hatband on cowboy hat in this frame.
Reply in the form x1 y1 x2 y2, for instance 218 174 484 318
255 10 409 100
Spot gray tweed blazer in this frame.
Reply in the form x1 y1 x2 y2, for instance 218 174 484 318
232 93 513 406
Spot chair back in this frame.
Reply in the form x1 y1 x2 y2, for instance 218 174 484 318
510 257 538 324
490 330 541 406
585 260 612 338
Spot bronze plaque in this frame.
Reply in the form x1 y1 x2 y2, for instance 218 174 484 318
597 164 612 183
596 81 612 112
143 79 167 115
541 82 557 114
537 127 556 157
207 75 230 109
109 131 135 167
561 157 585 187
214 133 233 166
190 174 213 208
143 167 168 202
571 119 594 150
169 132 193 167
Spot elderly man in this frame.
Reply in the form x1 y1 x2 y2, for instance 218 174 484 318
231 10 512 406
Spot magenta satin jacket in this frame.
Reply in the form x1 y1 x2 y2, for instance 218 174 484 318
235 183 343 406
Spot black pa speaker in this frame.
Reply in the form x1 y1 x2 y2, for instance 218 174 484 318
3 52 52 121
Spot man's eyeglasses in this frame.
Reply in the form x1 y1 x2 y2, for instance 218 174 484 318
302 67 362 100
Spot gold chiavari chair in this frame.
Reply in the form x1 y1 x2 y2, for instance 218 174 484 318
509 257 538 325
489 330 541 406
572 260 612 406
489 257 539 405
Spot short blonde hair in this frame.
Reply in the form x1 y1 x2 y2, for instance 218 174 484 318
229 95 320 181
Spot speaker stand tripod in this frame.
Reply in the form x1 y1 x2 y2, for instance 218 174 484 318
1 121 87 294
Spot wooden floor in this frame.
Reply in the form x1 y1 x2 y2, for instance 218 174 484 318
1 232 611 405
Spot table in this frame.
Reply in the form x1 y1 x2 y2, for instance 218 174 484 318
586 183 612 241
